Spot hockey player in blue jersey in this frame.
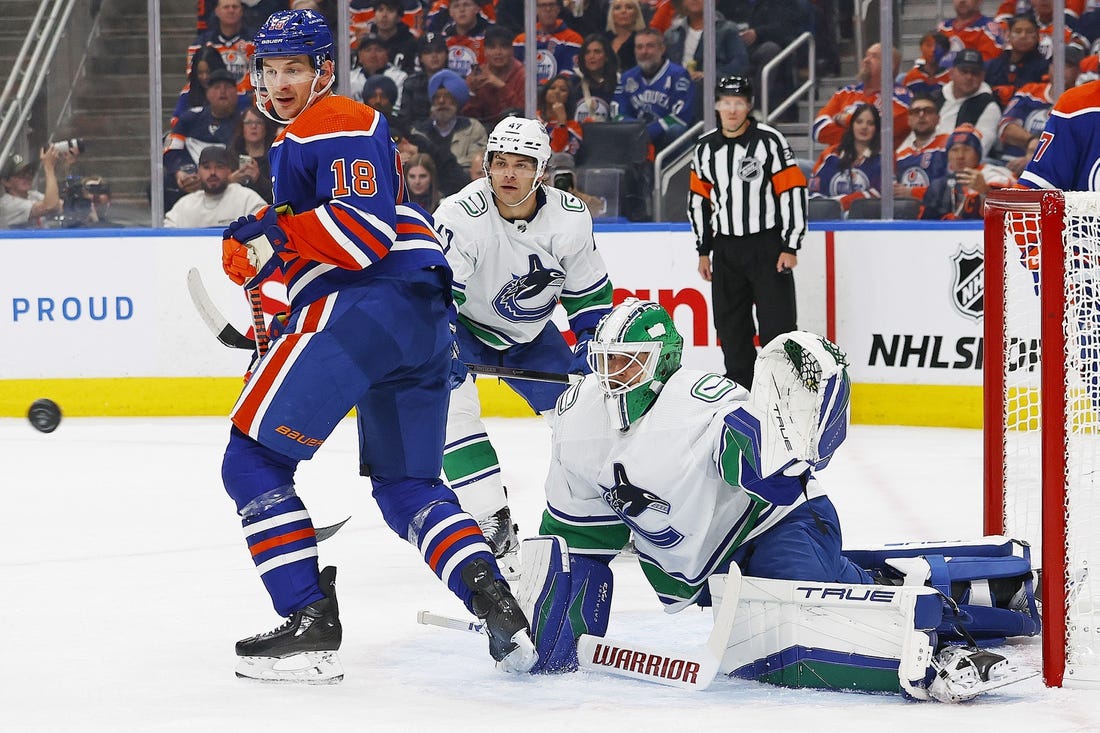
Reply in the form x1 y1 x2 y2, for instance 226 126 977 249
1020 78 1100 190
612 28 696 152
218 8 535 682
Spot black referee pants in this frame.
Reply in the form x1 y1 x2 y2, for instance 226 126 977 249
710 230 797 389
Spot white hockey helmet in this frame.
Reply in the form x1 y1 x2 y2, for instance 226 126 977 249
749 331 851 470
484 116 552 179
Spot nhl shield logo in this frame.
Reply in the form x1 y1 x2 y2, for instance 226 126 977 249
951 248 983 321
737 157 762 181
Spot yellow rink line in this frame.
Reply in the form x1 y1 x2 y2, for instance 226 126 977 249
0 378 982 427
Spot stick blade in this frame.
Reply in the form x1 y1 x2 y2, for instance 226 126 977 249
186 268 254 350
315 516 350 543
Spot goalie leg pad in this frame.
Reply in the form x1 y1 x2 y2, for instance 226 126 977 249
720 575 945 698
513 536 613 673
844 537 1040 640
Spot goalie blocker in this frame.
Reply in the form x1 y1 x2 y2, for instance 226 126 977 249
517 535 1038 701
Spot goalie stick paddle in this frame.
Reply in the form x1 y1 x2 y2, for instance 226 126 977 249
575 564 742 691
186 268 256 350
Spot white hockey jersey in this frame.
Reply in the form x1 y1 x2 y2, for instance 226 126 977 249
542 369 825 610
433 179 613 348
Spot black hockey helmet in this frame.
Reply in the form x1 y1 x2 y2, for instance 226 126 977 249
715 75 754 104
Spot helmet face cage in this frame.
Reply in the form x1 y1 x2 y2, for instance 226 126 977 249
589 299 684 429
587 341 663 396
251 10 335 123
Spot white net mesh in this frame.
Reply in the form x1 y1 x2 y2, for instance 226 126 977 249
999 191 1100 685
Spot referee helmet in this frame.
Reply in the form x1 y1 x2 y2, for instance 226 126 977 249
715 75 754 104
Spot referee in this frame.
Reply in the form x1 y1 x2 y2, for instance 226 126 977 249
688 75 807 388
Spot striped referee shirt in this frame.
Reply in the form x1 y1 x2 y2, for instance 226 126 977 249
688 119 808 254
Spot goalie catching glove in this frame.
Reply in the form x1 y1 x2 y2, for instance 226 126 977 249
222 204 292 287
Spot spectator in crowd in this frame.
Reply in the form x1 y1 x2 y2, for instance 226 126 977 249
349 33 409 109
605 0 645 73
934 48 1002 156
469 151 487 180
569 34 619 122
190 0 256 86
986 14 1047 105
993 0 1085 25
0 149 61 229
415 70 488 173
361 74 401 120
921 123 1014 219
228 106 279 204
164 68 243 209
722 0 806 118
936 0 1005 62
197 0 283 32
368 0 420 73
441 0 495 77
426 0 497 34
664 0 749 122
1029 0 1090 59
463 25 526 128
515 0 584 83
895 93 950 202
390 117 471 196
163 145 266 228
903 31 952 98
59 175 113 228
561 0 612 38
613 27 696 152
998 46 1083 174
813 43 910 148
172 45 249 128
404 152 442 213
398 33 451 124
538 74 584 156
351 0 424 44
546 151 606 215
809 103 882 212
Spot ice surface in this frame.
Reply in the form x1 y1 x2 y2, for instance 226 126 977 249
2 417 1097 732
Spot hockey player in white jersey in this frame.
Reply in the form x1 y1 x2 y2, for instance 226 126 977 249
516 298 1040 701
433 116 614 574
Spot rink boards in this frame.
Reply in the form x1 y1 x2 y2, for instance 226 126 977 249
0 221 990 425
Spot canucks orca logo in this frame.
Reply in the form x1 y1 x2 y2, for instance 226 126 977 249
600 463 684 549
492 254 565 323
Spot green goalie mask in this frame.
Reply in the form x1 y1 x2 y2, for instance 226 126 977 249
587 298 684 430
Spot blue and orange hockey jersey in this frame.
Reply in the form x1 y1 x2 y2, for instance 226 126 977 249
1020 79 1100 190
267 95 448 309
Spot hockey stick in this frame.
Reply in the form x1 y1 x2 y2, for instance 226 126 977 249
248 286 270 356
575 564 742 691
188 270 579 382
467 364 581 384
416 565 742 690
315 516 350 543
186 268 256 350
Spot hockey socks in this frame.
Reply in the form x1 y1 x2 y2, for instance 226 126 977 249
411 500 500 609
241 493 323 617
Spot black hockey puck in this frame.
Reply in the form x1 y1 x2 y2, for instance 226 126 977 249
27 398 62 433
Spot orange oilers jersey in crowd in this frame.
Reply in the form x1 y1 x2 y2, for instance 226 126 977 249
514 21 584 83
995 0 1085 23
936 15 1005 62
351 0 425 41
903 62 952 97
813 84 912 148
425 0 496 34
1036 23 1090 60
186 38 253 94
266 95 448 309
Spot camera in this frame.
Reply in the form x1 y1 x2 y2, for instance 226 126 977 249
51 138 86 155
51 174 109 227
553 171 575 191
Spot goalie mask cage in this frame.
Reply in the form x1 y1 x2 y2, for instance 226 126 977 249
983 189 1100 688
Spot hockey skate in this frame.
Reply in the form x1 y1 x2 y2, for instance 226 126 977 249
480 505 520 580
461 558 538 673
235 566 344 684
927 645 1038 702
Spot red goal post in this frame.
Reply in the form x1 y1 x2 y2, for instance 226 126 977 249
983 188 1100 688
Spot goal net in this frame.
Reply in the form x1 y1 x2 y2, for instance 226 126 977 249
983 189 1100 688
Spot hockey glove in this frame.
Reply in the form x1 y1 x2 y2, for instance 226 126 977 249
568 332 594 375
448 323 469 389
222 238 256 285
223 204 290 285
